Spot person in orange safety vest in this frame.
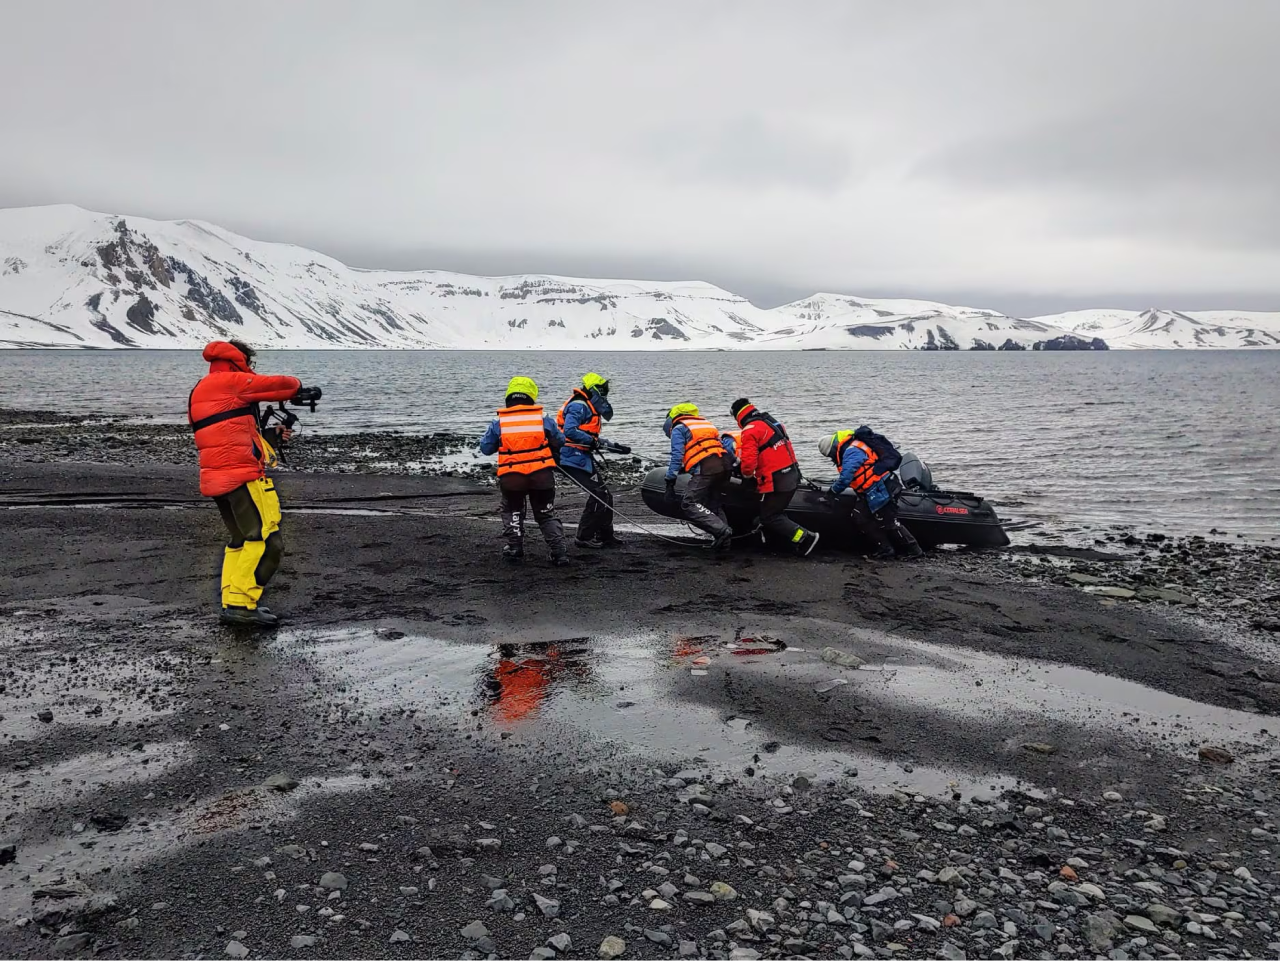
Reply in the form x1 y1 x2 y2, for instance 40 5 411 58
662 403 734 551
479 376 569 565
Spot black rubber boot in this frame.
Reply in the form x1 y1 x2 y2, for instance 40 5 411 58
220 606 280 629
574 537 602 549
597 535 624 548
550 554 571 567
711 530 733 552
502 545 525 563
795 530 820 557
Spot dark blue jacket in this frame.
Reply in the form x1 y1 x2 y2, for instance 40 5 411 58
479 411 565 460
560 390 613 473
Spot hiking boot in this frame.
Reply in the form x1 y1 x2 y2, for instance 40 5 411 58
220 606 279 629
502 546 525 563
869 547 896 560
550 554 571 567
597 535 624 548
795 530 820 557
574 537 603 549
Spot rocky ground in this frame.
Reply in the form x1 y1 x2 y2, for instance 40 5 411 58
0 407 654 488
1 415 1279 960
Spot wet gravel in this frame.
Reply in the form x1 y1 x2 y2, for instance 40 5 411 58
1 424 1279 959
0 406 654 489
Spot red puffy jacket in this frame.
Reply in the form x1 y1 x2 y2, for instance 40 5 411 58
189 341 301 497
734 404 799 494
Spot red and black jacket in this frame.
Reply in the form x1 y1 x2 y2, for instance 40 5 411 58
734 404 800 494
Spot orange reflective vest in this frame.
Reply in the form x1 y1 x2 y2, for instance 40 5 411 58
674 415 725 472
497 405 556 476
836 437 886 492
556 389 600 452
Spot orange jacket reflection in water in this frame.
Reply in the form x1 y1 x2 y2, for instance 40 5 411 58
491 656 553 725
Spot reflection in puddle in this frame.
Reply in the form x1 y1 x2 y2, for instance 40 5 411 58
481 642 595 725
278 627 1018 799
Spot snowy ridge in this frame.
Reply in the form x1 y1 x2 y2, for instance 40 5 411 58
1033 308 1280 349
1 205 1276 350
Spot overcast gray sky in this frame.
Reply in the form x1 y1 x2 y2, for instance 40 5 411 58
2 0 1277 314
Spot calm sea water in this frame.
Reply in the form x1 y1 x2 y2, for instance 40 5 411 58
1 350 1277 541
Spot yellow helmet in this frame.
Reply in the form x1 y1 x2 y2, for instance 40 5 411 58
582 372 609 392
505 376 539 402
667 402 699 419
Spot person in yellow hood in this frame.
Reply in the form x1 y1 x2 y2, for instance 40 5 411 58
479 376 569 565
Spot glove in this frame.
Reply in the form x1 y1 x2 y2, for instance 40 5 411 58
664 478 677 502
612 443 631 455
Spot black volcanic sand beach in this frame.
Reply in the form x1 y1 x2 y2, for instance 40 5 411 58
2 408 1279 960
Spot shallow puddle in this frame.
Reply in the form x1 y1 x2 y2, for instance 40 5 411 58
276 626 1020 799
849 635 1279 756
0 629 187 742
0 772 375 922
0 741 195 820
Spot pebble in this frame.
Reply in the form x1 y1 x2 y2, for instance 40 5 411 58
820 647 865 669
1125 915 1158 934
263 772 299 792
548 933 572 952
289 936 316 948
461 921 490 940
709 881 738 901
598 935 626 959
318 872 348 891
54 934 91 955
533 893 561 918
225 942 250 959
390 930 410 943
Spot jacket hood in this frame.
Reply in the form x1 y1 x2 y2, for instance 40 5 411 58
203 341 251 372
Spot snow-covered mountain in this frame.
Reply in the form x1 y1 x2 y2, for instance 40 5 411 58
0 206 783 350
750 293 1107 352
1034 308 1280 349
0 205 1274 350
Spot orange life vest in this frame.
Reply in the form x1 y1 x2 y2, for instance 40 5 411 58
674 415 725 472
721 428 742 451
497 405 556 476
836 437 886 492
556 389 601 452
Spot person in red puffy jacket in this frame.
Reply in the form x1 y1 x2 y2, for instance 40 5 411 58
730 398 819 556
189 340 304 628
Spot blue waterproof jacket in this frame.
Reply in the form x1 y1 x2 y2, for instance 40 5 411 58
479 412 565 459
665 424 734 481
828 442 868 495
559 390 614 472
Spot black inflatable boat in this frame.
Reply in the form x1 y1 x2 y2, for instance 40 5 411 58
638 456 1010 551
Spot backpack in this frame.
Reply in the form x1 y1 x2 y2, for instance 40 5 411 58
853 426 903 472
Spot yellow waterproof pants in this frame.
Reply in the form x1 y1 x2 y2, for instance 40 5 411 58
213 478 283 610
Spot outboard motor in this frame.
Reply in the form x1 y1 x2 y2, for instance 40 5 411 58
898 451 934 491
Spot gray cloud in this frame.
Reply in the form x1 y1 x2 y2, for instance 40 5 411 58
1 0 1278 307
645 116 853 193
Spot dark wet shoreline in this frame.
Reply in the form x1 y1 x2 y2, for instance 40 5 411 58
2 415 1279 959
